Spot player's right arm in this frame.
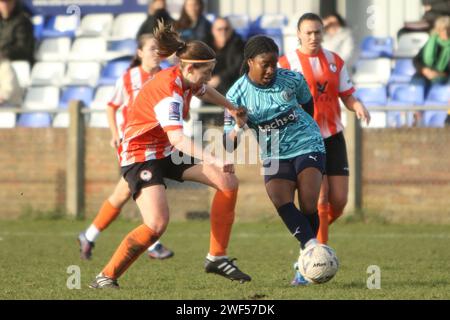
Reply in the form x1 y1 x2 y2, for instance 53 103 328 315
222 81 248 152
107 77 127 149
222 108 248 152
293 72 315 118
106 106 121 148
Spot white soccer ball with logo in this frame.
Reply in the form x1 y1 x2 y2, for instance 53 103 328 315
298 244 339 284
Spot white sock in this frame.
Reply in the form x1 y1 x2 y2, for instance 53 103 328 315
147 240 161 251
305 238 319 249
85 225 100 243
206 254 228 262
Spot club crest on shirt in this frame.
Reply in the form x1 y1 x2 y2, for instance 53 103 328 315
169 102 181 121
140 170 152 182
329 63 337 73
281 89 294 102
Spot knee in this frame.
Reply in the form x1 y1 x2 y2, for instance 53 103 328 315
216 173 239 191
269 194 291 210
329 196 347 213
110 189 131 208
144 214 169 235
300 202 319 215
318 194 328 206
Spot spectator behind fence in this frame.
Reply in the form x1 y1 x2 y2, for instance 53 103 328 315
202 17 244 125
0 0 35 65
137 0 174 39
413 16 450 86
0 53 23 107
322 13 356 71
207 17 245 95
175 0 212 44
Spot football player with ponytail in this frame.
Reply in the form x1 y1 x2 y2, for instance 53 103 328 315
78 34 175 261
90 22 251 289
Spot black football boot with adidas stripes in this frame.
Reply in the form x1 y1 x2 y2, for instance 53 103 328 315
204 257 251 283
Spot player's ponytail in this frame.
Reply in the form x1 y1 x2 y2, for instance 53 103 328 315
240 35 279 76
153 20 187 58
129 33 156 69
153 20 216 68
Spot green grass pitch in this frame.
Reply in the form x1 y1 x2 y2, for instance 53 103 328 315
0 218 449 299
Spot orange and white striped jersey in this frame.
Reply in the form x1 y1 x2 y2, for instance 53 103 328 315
107 66 153 137
279 48 355 138
119 66 205 166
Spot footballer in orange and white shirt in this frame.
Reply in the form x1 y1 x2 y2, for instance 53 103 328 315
89 23 252 288
79 34 176 260
108 65 155 137
119 65 205 167
278 13 370 248
279 47 354 139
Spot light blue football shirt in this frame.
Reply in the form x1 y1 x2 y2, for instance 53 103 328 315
225 68 325 160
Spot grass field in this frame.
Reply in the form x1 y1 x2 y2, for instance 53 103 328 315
0 217 449 300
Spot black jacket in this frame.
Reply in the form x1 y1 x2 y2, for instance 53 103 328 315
0 2 35 64
209 32 245 95
178 15 213 44
136 9 174 39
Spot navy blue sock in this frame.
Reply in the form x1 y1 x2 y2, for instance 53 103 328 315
277 202 314 249
305 211 319 237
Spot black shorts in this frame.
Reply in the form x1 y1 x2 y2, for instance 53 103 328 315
263 152 326 184
323 131 349 176
121 154 198 200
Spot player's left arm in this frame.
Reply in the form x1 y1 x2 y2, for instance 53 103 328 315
338 61 371 125
341 94 371 125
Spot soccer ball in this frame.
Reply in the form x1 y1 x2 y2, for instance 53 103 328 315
298 244 339 284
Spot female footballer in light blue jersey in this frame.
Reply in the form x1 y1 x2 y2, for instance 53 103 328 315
223 35 335 286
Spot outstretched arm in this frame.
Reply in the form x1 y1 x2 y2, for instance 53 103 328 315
167 128 234 173
200 86 247 128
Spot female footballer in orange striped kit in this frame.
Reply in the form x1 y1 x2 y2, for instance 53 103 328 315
90 22 251 288
78 34 174 261
279 13 370 244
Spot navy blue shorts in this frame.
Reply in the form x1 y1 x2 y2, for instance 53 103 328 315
263 152 326 184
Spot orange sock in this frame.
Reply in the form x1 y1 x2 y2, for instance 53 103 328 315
328 207 343 225
317 203 330 244
92 200 121 231
102 224 159 279
209 189 238 256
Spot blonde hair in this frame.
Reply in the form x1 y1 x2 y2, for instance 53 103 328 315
433 16 450 35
